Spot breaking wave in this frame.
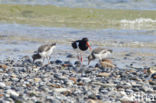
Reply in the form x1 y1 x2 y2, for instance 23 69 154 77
120 18 156 30
120 18 156 24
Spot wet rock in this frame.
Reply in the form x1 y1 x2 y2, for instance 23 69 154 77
149 79 156 85
0 82 6 88
22 56 32 64
66 54 74 58
95 63 100 68
53 88 71 93
11 77 19 82
99 88 108 94
141 85 153 92
46 96 60 103
125 89 133 95
79 77 91 83
120 95 134 103
125 53 132 56
88 94 97 100
7 89 19 97
55 60 62 65
151 73 156 79
34 61 42 67
50 61 55 64
87 99 103 103
53 74 60 79
62 61 73 67
64 61 71 65
74 61 81 67
153 86 156 90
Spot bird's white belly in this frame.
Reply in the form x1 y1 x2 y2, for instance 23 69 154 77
40 46 55 58
94 52 111 60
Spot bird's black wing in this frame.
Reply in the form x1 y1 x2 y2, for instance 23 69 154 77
71 40 80 49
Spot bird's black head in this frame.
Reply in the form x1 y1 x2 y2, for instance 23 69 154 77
82 38 88 42
88 54 95 65
32 53 41 62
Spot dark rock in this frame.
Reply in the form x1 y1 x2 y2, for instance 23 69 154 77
64 61 71 65
95 63 100 68
153 86 156 90
151 73 156 79
50 61 55 64
74 61 81 67
63 61 73 67
149 80 156 85
53 74 60 79
22 56 32 63
34 61 42 67
132 87 140 92
55 60 62 65
96 95 102 100
125 53 132 56
66 54 74 58
51 99 61 103
99 87 108 94
88 94 97 99
71 67 78 72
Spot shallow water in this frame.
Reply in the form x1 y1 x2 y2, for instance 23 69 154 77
0 0 156 10
0 23 155 67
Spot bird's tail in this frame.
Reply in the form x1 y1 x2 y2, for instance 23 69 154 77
51 43 56 46
108 49 113 53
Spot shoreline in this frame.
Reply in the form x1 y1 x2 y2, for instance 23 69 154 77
0 4 155 29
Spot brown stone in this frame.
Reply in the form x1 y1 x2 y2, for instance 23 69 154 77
34 78 40 82
62 91 72 96
0 64 7 69
149 66 156 74
77 82 84 86
26 84 32 87
69 77 77 84
97 72 110 77
121 101 138 103
87 99 103 103
0 94 3 98
149 79 156 85
51 84 62 88
153 74 156 79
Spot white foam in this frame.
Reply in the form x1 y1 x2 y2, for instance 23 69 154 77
120 18 156 24
120 18 156 30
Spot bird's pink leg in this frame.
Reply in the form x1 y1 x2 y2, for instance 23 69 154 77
80 53 83 63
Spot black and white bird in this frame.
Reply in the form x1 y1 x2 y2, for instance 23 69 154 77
32 43 56 64
71 38 92 62
88 48 112 65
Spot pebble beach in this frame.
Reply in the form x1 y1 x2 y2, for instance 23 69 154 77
0 52 156 103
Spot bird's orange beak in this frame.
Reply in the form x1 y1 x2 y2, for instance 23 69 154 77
86 42 92 51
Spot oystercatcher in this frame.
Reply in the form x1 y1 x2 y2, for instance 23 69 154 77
72 38 92 63
32 43 56 64
88 48 112 65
